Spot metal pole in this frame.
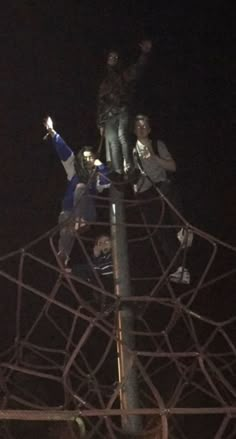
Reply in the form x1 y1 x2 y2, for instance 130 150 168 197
110 184 142 435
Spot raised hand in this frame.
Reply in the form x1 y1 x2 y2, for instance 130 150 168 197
43 116 56 139
139 40 152 53
44 116 54 131
93 243 101 258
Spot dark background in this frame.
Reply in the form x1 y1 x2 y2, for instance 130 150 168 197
0 1 235 251
0 3 235 437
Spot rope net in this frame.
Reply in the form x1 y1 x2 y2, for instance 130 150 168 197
0 183 235 439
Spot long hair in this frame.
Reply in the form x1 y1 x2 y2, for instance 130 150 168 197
74 146 96 183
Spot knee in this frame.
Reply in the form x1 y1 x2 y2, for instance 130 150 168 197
60 226 72 237
76 183 86 191
118 129 128 145
106 129 119 147
58 211 70 225
74 183 87 197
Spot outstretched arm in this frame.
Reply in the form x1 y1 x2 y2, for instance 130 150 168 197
43 116 56 137
43 116 75 180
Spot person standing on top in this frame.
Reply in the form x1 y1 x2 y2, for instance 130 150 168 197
97 40 152 179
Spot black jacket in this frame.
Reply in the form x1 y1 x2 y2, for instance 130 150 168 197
97 52 150 127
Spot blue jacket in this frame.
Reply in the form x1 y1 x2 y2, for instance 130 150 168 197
52 133 110 211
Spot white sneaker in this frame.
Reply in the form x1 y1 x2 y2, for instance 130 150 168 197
177 228 194 248
169 266 191 285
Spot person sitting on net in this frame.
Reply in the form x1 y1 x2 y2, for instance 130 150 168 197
72 234 113 282
72 234 113 310
133 114 193 285
43 116 110 268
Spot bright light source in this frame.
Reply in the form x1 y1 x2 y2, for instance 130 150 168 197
46 116 53 130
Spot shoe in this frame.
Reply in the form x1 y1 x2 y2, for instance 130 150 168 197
64 267 72 274
177 228 194 248
74 218 89 233
169 266 191 285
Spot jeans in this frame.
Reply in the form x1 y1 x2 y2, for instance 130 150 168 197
105 108 132 173
58 183 96 260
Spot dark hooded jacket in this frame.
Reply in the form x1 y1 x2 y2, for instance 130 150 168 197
97 52 150 128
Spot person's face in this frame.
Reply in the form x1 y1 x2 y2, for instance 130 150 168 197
83 150 95 170
134 118 151 140
97 236 111 254
107 51 119 67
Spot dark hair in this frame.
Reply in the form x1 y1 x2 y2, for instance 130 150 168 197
106 47 120 58
74 146 95 183
106 48 122 72
94 234 111 245
135 114 150 123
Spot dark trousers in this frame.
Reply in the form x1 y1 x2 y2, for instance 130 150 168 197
58 184 96 260
72 264 114 309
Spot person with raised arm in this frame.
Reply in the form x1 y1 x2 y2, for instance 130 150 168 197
43 116 110 267
97 40 152 180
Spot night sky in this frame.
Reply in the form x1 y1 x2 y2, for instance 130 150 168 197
0 1 235 250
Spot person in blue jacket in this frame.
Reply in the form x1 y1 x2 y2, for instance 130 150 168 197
43 116 110 267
